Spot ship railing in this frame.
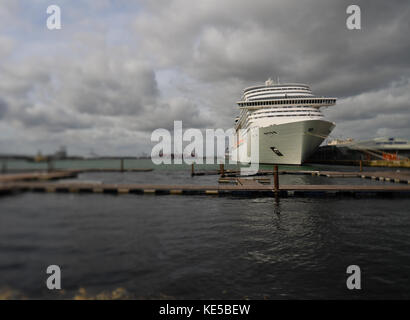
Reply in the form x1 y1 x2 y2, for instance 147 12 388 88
238 98 337 110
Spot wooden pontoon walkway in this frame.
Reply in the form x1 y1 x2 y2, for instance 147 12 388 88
0 171 78 183
1 169 409 198
1 181 409 198
0 168 153 183
197 169 410 184
313 171 410 184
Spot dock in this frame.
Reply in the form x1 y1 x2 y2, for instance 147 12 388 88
312 170 410 184
0 171 78 183
197 168 410 184
1 181 409 198
0 168 153 183
1 169 409 198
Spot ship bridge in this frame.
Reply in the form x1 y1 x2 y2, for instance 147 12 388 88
239 79 336 109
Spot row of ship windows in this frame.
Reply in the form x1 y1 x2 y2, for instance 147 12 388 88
244 95 317 101
243 113 322 127
250 112 322 117
254 113 322 118
237 108 321 125
250 114 322 119
240 99 335 106
253 109 321 114
246 91 312 98
245 87 310 95
254 105 316 109
245 114 323 125
235 105 320 123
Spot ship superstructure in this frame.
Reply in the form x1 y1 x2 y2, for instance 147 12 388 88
231 79 337 164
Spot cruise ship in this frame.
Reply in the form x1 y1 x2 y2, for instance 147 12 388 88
231 79 337 165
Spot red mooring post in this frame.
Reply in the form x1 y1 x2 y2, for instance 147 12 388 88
274 165 279 193
220 164 225 177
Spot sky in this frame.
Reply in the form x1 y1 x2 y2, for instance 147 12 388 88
0 0 409 156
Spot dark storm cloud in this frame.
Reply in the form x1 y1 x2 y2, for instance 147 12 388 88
15 106 94 132
136 0 410 94
133 97 214 132
134 0 410 139
57 54 159 116
0 48 171 135
328 79 410 122
324 78 410 139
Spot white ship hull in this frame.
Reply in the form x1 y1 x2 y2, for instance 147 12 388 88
231 119 335 165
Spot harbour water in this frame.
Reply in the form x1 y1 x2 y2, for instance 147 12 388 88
0 160 410 299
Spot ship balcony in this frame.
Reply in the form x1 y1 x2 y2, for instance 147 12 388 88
238 97 337 110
